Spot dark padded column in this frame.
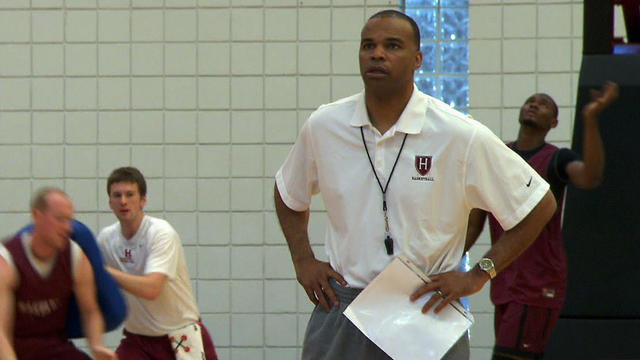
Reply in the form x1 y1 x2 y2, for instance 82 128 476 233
583 0 613 54
546 319 640 359
545 54 640 358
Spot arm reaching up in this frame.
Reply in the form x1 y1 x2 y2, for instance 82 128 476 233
566 81 619 189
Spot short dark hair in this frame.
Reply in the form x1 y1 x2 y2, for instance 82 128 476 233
535 93 559 118
31 187 68 212
368 9 421 49
107 167 147 197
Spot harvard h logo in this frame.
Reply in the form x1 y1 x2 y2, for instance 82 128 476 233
120 248 135 263
415 155 432 176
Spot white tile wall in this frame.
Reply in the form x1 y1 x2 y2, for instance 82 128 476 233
265 43 297 74
165 145 197 177
231 212 264 245
32 79 64 110
198 179 231 211
33 112 64 143
231 77 264 109
231 280 264 313
502 39 536 72
265 314 297 346
537 38 572 71
231 8 264 41
33 45 63 75
0 45 30 76
231 145 263 177
0 146 30 178
98 145 130 177
469 39 501 73
538 4 572 37
99 44 130 75
503 5 536 38
231 245 264 279
66 78 98 109
98 112 130 143
0 1 586 358
33 11 64 42
231 314 264 346
0 113 29 143
469 5 502 39
198 246 231 279
503 73 536 106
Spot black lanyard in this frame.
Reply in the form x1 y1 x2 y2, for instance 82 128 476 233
360 126 408 255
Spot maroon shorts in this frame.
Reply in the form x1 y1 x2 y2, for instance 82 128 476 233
493 302 560 359
116 322 218 360
14 335 91 360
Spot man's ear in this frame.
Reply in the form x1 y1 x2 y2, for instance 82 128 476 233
414 50 423 71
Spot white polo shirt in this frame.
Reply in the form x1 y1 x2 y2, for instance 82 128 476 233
276 85 549 288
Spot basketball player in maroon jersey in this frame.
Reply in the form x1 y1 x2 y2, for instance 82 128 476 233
0 188 116 360
465 82 618 360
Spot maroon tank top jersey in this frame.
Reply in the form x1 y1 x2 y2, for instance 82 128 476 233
3 235 73 337
488 142 568 309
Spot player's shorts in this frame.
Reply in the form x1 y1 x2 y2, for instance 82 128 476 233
15 335 91 360
493 302 560 359
116 322 218 360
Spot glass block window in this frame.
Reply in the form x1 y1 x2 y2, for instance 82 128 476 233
402 0 469 112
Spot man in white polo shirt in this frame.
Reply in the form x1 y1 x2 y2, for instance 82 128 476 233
274 10 557 360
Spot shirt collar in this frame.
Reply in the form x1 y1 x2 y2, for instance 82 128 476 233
350 84 427 135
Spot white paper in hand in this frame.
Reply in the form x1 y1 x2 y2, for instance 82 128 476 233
343 255 474 360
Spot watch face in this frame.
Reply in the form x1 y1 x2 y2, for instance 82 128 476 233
479 258 496 278
480 258 492 269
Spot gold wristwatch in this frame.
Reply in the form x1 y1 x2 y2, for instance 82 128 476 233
478 257 496 279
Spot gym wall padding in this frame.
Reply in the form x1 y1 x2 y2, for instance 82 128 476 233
545 54 640 359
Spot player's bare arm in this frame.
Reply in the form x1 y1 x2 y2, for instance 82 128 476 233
566 81 619 189
0 257 17 360
105 267 167 301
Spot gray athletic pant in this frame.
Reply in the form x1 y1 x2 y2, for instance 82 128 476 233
301 279 470 360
